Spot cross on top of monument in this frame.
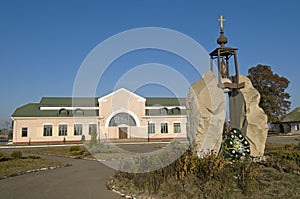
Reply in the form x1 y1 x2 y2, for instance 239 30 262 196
218 15 226 30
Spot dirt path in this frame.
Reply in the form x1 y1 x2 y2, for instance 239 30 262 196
0 154 120 199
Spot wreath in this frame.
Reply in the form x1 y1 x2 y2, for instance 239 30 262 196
222 128 250 160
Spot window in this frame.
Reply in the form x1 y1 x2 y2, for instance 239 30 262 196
89 123 97 135
58 124 68 136
109 112 136 126
160 108 168 115
148 122 155 134
43 124 53 136
74 109 84 117
21 127 28 137
295 124 300 131
74 124 83 135
173 122 181 133
59 109 69 117
172 107 181 115
161 122 168 133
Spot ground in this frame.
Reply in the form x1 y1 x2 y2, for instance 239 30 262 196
0 135 299 199
0 150 120 199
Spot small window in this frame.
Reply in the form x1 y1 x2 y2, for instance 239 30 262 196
59 109 69 117
74 124 83 135
173 122 181 133
172 107 181 115
161 123 168 133
148 122 155 134
295 124 300 131
74 109 84 117
43 125 53 136
21 127 28 137
160 108 168 115
89 123 97 135
58 124 68 136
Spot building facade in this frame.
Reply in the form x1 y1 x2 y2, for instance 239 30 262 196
11 88 187 144
270 107 300 134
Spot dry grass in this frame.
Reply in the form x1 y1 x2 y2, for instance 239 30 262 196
108 142 300 199
24 146 93 159
0 158 69 178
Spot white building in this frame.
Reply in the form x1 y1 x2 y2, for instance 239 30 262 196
11 88 187 144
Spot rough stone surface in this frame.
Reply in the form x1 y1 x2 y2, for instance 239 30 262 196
186 70 226 157
238 74 269 157
229 89 246 130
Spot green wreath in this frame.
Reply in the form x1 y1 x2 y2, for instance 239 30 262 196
222 128 250 160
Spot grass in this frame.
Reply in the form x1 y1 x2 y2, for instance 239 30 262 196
24 146 94 159
0 151 70 179
23 144 135 161
107 142 300 199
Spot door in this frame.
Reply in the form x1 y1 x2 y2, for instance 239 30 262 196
119 127 128 139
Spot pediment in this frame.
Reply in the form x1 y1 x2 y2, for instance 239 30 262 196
98 88 146 103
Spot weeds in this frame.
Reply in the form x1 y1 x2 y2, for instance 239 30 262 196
110 142 300 198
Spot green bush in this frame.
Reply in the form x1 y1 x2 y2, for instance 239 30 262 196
69 145 85 156
0 152 11 162
10 151 22 159
71 150 84 156
69 146 81 152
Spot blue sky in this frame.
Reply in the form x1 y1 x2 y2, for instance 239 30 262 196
1 0 300 128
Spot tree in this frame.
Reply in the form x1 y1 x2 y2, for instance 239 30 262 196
248 64 291 122
89 128 97 148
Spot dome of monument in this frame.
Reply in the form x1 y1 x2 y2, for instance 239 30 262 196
217 32 228 47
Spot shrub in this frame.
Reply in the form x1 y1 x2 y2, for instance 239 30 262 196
10 151 22 159
71 150 84 156
196 152 227 181
0 152 11 162
69 145 84 157
111 149 265 198
69 146 81 152
235 160 261 193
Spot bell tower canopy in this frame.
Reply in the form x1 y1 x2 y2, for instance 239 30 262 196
209 15 245 90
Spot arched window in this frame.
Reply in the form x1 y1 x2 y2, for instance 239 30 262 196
109 112 137 126
74 109 84 117
59 109 69 117
160 108 168 115
172 107 181 115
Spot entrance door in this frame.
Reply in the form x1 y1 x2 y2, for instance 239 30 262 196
119 127 128 139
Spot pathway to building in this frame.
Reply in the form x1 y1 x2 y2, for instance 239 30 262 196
0 154 120 199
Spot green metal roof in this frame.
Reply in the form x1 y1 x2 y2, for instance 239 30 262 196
282 107 300 122
12 97 99 118
40 97 99 106
145 98 186 107
11 103 98 117
12 97 187 118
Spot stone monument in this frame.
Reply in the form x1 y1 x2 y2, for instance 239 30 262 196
186 70 226 157
187 16 268 158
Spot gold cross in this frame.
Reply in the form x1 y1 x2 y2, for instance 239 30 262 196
218 15 226 30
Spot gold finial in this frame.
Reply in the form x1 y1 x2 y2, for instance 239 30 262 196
218 15 226 30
